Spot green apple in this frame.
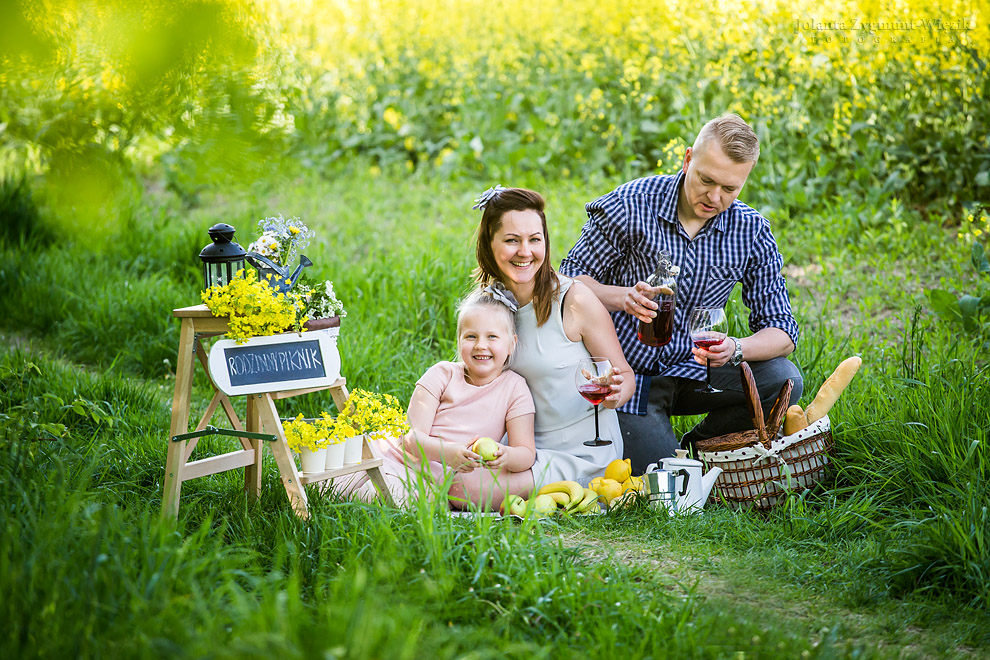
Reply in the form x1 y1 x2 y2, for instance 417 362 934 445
532 494 557 516
471 436 500 462
504 494 527 517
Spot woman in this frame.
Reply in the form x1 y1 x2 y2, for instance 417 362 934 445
450 186 635 504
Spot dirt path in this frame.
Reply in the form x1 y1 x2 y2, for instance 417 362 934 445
556 527 982 659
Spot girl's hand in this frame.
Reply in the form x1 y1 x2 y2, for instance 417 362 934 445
444 444 480 473
480 443 508 470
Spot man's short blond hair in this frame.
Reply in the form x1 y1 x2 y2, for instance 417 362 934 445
693 113 760 163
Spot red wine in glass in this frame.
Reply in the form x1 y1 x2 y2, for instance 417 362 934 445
688 307 727 394
578 383 611 405
691 335 723 350
637 299 675 347
575 357 613 446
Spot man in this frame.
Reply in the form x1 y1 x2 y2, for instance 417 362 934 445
559 113 802 474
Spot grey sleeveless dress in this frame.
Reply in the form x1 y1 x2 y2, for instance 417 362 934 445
511 276 623 487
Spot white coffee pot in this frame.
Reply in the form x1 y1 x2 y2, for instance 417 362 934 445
646 449 722 514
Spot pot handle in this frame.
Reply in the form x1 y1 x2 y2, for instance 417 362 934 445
245 252 287 275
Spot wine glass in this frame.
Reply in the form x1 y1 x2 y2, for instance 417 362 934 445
575 357 613 447
688 307 727 394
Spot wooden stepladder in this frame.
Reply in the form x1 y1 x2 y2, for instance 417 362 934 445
162 305 393 520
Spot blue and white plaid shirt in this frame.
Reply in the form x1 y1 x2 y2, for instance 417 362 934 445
559 172 799 415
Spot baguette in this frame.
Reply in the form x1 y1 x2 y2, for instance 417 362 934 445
783 404 809 436
805 356 862 424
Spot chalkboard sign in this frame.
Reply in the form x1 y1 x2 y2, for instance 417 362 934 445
208 328 341 396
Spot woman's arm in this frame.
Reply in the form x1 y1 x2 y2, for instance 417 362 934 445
562 279 636 409
403 386 479 473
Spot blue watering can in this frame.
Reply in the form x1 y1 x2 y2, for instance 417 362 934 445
246 252 312 293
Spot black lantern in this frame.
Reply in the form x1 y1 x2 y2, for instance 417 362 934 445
199 223 247 289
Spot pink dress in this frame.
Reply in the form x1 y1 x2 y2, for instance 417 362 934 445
332 362 534 504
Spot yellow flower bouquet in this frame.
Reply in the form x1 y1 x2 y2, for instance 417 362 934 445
201 269 306 343
280 391 407 470
282 414 328 453
336 389 409 441
315 412 355 445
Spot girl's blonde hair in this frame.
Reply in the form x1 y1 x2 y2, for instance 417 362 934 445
455 289 517 370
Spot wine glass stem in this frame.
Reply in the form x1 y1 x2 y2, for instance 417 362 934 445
593 405 601 441
706 357 712 387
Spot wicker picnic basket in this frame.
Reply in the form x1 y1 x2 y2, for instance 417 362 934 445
695 362 835 510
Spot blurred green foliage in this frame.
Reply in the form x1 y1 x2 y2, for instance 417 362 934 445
2 0 988 244
929 238 990 340
1 0 266 240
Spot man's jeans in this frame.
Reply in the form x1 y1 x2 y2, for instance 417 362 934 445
618 358 803 475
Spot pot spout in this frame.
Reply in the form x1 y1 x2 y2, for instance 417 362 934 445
286 255 313 288
701 466 723 503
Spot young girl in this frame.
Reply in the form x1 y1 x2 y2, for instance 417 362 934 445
337 290 536 510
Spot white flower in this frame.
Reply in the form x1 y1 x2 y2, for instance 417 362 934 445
303 279 346 319
248 215 314 267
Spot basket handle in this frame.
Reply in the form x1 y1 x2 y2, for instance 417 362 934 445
739 362 769 447
764 379 794 440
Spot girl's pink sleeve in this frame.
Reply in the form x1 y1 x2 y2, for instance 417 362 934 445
415 362 450 401
505 373 536 421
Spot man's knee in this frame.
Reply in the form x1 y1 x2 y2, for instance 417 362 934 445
754 357 803 404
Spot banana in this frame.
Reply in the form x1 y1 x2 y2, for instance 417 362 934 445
574 488 600 513
538 480 584 505
545 492 570 507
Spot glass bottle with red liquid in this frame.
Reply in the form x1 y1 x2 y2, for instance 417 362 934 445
637 254 679 347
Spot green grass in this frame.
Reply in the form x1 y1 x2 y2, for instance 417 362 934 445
2 165 989 658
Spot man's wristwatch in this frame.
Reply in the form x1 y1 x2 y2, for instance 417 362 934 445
729 337 744 367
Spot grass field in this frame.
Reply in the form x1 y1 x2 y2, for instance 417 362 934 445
2 0 990 657
3 169 989 658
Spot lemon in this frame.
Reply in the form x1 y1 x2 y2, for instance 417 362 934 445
611 491 639 509
589 476 606 491
604 458 632 483
594 478 623 504
620 478 640 495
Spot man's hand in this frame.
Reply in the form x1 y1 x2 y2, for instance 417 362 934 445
693 336 735 368
623 281 665 323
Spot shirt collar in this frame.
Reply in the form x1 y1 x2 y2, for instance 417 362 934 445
657 170 729 234
655 171 683 226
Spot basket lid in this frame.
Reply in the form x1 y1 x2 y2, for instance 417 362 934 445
738 363 795 448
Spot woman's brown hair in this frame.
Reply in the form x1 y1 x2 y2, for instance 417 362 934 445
474 187 559 326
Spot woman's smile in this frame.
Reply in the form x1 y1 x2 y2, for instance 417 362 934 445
491 209 545 299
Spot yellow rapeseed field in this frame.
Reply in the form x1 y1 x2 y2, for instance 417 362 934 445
3 0 988 204
245 0 988 201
